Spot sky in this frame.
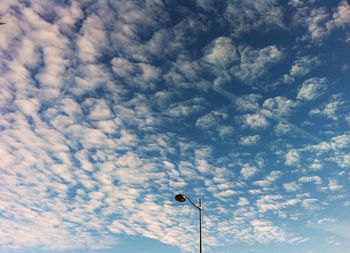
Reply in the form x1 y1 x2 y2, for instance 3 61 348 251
0 0 350 252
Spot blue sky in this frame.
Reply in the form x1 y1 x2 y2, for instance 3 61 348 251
0 0 350 252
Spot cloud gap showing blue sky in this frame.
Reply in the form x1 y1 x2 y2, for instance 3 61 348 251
0 0 350 252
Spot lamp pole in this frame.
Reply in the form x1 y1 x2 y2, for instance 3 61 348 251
175 194 203 253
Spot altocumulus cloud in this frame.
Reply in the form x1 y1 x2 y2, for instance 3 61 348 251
0 1 350 253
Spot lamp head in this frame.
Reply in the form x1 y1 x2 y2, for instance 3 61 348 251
175 194 186 202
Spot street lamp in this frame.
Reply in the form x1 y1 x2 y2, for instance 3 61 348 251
175 194 203 253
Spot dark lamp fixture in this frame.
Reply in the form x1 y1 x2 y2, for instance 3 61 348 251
175 194 186 202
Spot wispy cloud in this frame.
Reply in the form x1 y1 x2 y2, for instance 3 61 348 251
233 45 284 84
297 78 327 101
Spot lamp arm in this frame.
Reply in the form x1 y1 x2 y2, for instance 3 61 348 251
184 195 202 211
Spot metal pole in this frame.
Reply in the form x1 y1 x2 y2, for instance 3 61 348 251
175 194 203 253
199 199 202 253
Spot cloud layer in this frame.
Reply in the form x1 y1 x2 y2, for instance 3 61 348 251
0 1 350 253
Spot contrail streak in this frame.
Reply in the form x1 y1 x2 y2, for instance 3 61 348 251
278 119 324 144
213 84 238 102
213 83 323 144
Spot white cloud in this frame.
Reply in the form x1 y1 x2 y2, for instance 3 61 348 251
301 199 321 210
329 0 350 29
111 57 136 78
310 160 323 170
290 56 320 77
59 97 83 117
235 94 261 112
154 91 173 108
326 236 341 246
262 96 298 117
239 135 260 146
310 94 343 120
332 153 350 169
84 98 114 121
328 179 343 191
15 98 41 116
56 1 84 31
237 197 250 206
241 165 258 179
166 97 206 117
77 14 108 62
216 189 237 199
109 220 136 235
218 125 235 139
285 149 300 166
139 63 161 82
196 159 211 174
288 0 316 8
233 45 284 84
242 113 269 129
72 63 114 96
0 9 23 51
203 37 238 67
298 176 322 185
297 77 327 101
250 219 286 243
331 134 350 149
1 5 75 102
253 171 281 188
17 38 41 69
304 134 350 159
294 0 350 43
306 8 330 41
256 195 300 213
312 219 350 240
111 57 161 90
196 110 227 131
283 182 301 192
274 121 292 135
224 1 285 36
